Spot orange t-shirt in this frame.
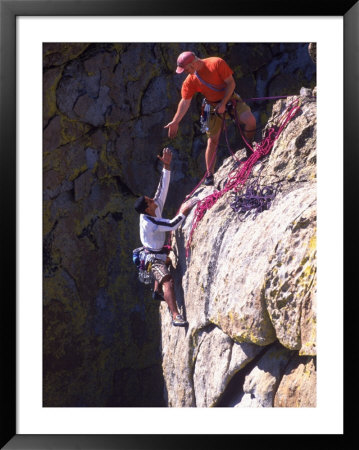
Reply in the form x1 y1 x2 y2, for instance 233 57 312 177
181 57 233 102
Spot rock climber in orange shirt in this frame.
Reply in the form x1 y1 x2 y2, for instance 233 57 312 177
165 51 256 186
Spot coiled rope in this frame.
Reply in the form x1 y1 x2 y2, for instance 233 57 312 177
230 167 279 221
184 97 302 257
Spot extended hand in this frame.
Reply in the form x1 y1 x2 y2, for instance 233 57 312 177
157 147 172 167
179 197 199 216
164 121 179 138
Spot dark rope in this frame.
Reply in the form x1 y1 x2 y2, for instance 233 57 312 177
230 171 280 221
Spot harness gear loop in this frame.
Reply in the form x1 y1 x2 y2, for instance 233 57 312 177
132 246 171 284
200 99 212 133
200 93 242 136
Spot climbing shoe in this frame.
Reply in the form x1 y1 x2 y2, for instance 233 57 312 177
204 173 214 186
172 314 188 327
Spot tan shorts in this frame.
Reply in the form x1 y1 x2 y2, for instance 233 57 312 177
206 92 251 137
151 258 171 285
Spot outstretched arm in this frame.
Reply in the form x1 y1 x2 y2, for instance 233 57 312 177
178 197 199 216
146 196 199 231
157 147 172 170
153 147 172 212
145 214 185 232
164 98 192 138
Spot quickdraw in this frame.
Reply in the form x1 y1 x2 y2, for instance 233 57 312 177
200 100 212 133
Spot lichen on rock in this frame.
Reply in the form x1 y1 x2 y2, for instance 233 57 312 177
161 91 317 407
43 43 316 407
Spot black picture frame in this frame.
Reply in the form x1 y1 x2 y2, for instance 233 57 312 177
1 0 355 448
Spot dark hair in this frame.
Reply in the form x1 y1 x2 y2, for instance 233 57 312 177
134 196 148 214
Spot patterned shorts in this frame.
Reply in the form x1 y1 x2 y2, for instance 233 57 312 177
151 258 171 284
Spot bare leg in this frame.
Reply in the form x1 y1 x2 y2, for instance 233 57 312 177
154 280 159 292
239 110 256 144
205 128 222 174
162 276 179 319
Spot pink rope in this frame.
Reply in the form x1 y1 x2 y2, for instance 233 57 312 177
185 98 301 257
244 95 290 101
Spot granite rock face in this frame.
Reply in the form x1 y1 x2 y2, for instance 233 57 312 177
161 93 317 407
42 43 316 407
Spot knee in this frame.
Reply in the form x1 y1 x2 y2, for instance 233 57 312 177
208 135 219 147
162 275 173 290
250 113 256 127
246 113 256 129
240 111 256 129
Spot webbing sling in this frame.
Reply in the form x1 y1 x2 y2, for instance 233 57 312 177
194 71 226 92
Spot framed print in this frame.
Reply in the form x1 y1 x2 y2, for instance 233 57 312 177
1 0 356 448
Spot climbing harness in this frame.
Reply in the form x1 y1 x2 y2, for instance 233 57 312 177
132 246 155 284
200 92 257 160
184 97 302 257
132 246 171 284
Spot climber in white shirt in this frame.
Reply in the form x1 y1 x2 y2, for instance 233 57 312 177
134 147 197 326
